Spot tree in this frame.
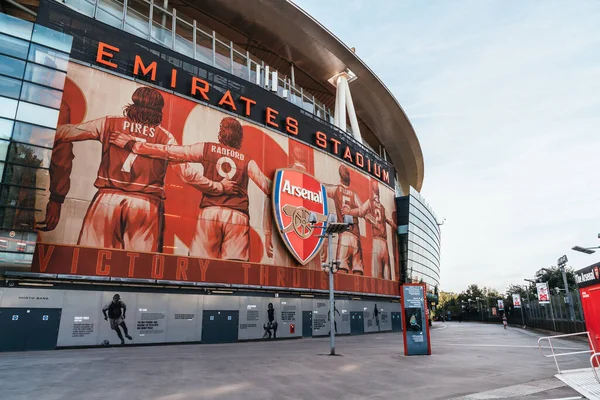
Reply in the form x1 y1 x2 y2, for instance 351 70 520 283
534 266 577 294
437 291 460 317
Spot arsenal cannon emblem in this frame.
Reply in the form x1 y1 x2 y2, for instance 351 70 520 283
272 169 328 265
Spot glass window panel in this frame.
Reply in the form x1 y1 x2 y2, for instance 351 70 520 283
23 63 67 90
302 96 314 114
0 96 18 120
12 122 56 148
195 30 213 65
0 207 37 231
2 163 49 188
0 185 41 209
214 40 230 72
0 75 22 100
28 44 70 71
7 142 51 168
31 25 73 54
0 33 30 60
16 102 60 129
125 0 150 38
0 54 26 79
0 140 9 162
0 251 34 267
97 6 124 29
62 0 96 16
0 229 36 252
174 19 193 58
20 82 63 109
0 14 33 40
232 51 248 80
151 8 173 48
0 119 14 141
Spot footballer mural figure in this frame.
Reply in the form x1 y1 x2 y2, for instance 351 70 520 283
345 181 397 279
110 116 273 261
102 294 132 345
39 87 237 252
323 165 365 275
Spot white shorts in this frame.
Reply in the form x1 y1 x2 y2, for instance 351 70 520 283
78 189 162 252
372 237 391 279
190 206 249 261
336 231 363 274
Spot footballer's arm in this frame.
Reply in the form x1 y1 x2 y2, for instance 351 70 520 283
247 160 274 258
110 132 205 163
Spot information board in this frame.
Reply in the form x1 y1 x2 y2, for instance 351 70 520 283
401 284 431 356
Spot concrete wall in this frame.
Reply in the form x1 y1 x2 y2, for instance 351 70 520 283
0 287 400 348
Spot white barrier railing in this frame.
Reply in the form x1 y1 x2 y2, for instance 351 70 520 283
538 331 595 374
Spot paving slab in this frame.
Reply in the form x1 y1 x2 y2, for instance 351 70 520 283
0 322 591 400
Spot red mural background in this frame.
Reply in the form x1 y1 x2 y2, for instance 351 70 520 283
31 62 400 296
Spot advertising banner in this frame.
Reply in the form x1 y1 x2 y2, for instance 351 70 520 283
27 61 400 296
401 284 431 356
512 294 522 308
536 282 550 304
497 299 504 311
492 307 497 316
575 262 600 288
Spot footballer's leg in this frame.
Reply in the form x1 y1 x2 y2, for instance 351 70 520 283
221 210 250 261
78 191 122 249
350 235 364 275
122 194 161 252
372 238 384 279
336 232 352 273
190 207 224 258
382 241 391 280
113 322 125 344
120 321 133 340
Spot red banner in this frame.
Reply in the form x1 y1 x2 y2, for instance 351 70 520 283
32 243 400 296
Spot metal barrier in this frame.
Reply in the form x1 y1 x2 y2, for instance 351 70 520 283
538 331 595 374
590 352 600 383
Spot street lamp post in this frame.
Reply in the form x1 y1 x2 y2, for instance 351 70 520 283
309 212 353 356
557 255 576 321
476 297 483 321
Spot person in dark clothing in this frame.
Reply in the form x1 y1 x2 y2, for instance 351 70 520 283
328 302 341 334
102 294 132 345
263 302 278 339
373 304 381 331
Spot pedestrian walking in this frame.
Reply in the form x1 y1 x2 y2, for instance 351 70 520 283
502 314 508 329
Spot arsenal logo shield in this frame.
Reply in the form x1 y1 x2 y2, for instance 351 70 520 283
273 169 328 265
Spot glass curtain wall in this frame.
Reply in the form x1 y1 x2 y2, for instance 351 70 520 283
0 13 73 270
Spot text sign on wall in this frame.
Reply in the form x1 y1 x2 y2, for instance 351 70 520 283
401 284 431 356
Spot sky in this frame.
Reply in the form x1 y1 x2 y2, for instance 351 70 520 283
294 0 600 293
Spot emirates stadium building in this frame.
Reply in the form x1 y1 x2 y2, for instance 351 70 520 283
0 0 440 351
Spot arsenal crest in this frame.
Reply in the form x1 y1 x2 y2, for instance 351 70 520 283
272 169 328 265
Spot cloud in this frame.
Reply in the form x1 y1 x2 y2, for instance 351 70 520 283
294 0 600 292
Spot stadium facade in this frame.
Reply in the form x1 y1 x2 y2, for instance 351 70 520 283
0 0 440 350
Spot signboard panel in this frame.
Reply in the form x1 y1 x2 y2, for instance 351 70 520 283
401 284 431 356
536 282 550 304
497 300 504 311
512 294 522 308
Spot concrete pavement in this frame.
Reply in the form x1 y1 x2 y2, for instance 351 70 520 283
0 322 592 399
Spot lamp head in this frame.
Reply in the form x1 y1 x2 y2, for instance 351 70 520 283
343 214 354 226
308 212 318 224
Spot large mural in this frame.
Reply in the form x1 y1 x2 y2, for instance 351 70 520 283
31 63 399 296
